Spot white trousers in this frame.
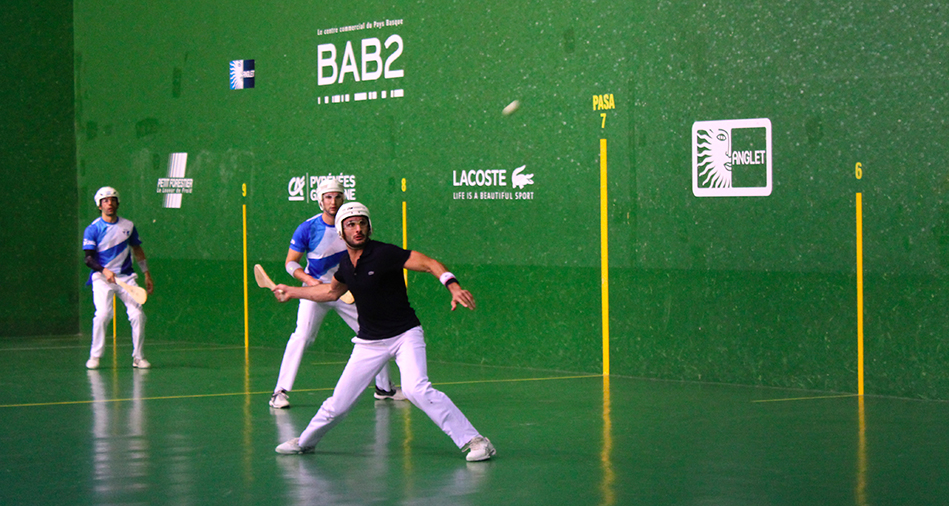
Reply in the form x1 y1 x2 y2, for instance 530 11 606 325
298 326 481 449
90 273 146 360
274 298 392 394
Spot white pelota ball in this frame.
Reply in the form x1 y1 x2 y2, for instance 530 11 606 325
502 100 521 116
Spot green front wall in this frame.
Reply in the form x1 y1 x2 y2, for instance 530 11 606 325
66 1 949 398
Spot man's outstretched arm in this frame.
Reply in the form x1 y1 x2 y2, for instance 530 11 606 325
273 277 347 303
404 251 475 311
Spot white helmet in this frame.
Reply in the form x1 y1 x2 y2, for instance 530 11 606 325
317 178 345 210
94 186 120 206
335 202 371 238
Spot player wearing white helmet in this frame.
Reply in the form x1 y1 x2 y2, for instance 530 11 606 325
269 178 404 409
270 202 496 461
82 186 154 369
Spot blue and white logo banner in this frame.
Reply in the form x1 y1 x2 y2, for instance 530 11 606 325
230 59 255 90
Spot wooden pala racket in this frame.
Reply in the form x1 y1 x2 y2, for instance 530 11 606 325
254 263 353 303
116 279 148 305
254 264 279 291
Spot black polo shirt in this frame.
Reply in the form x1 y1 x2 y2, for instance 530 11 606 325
334 240 421 340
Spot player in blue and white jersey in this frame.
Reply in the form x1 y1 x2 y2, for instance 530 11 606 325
82 186 154 370
269 178 404 409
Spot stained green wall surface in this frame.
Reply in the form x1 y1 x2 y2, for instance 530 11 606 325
0 0 78 336
68 1 949 398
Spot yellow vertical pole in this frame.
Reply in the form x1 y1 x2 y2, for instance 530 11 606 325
243 183 249 351
856 193 864 396
111 295 118 369
112 295 117 367
242 184 253 485
600 139 610 376
402 178 408 286
856 187 868 505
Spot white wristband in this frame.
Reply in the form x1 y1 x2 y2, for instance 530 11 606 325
286 261 304 277
439 272 458 287
137 259 149 273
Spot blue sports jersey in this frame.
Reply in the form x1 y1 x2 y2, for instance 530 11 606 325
83 217 141 283
289 214 347 283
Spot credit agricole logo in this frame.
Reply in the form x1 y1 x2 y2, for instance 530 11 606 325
692 118 772 197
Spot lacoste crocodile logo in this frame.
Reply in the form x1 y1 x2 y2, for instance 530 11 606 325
512 165 534 189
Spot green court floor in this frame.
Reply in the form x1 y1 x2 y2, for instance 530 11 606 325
1 335 948 505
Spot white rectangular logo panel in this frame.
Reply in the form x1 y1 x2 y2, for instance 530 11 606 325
157 152 191 209
692 118 772 197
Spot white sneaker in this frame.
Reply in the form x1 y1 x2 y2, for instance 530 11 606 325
132 357 151 369
463 436 496 462
85 357 100 369
275 438 314 455
269 390 290 409
374 386 407 401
